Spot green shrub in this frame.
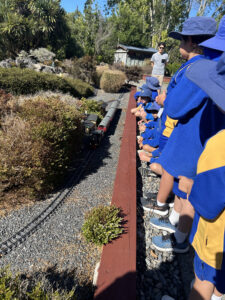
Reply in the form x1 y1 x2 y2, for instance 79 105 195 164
63 56 96 85
0 96 84 197
100 70 126 93
113 64 143 83
0 268 75 299
166 62 182 76
82 205 124 245
94 65 109 88
0 67 94 98
29 48 56 63
79 97 104 120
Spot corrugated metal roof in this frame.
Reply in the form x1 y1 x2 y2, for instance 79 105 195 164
117 44 157 54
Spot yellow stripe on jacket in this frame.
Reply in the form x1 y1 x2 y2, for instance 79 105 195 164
162 116 178 138
197 130 225 174
192 130 225 269
192 209 225 269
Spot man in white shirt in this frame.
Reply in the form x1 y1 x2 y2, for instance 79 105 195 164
151 42 169 86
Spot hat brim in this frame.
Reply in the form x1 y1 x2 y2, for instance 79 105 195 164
169 31 183 40
186 59 225 111
199 36 225 52
147 83 161 91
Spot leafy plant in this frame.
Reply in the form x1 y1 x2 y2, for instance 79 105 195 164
100 70 126 93
165 62 182 76
0 96 83 197
0 67 94 98
79 97 104 120
82 205 124 245
64 56 97 85
0 268 76 299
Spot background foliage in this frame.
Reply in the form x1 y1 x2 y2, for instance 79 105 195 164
0 0 223 64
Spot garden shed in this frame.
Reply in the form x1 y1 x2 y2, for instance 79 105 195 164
114 44 157 66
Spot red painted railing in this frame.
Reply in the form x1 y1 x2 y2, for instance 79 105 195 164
94 88 137 300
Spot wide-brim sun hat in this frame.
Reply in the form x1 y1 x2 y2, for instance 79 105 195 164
169 16 216 40
140 88 152 101
199 16 225 52
147 101 161 112
140 83 149 90
146 76 161 91
186 52 225 111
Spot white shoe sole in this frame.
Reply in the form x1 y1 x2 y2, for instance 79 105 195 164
150 222 176 233
143 206 168 216
152 243 189 253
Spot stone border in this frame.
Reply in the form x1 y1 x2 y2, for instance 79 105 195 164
94 88 137 300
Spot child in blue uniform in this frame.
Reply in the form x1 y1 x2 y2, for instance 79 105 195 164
161 50 225 300
150 16 225 253
141 16 217 216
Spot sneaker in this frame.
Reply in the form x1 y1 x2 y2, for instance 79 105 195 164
150 217 176 233
141 198 169 216
152 233 189 253
143 192 174 207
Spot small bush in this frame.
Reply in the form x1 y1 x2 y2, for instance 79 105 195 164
0 96 84 197
64 56 97 85
94 65 109 88
79 97 104 120
166 62 182 76
29 48 56 62
0 67 94 98
82 205 124 245
0 268 75 299
113 64 143 83
100 70 126 93
141 60 153 75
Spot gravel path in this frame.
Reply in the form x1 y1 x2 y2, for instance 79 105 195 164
137 162 195 300
0 90 129 299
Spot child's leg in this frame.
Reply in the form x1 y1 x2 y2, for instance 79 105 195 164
177 198 195 233
189 274 214 300
150 162 163 175
157 169 174 204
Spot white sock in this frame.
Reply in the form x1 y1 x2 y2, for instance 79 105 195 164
169 208 180 226
211 294 222 300
157 200 165 207
174 229 188 243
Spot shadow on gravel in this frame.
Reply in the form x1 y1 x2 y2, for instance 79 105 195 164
20 265 95 300
137 201 194 300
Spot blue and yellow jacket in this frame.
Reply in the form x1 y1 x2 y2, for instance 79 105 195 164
161 55 204 138
189 130 225 270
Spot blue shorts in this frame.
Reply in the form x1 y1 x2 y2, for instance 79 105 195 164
194 251 225 294
173 178 187 199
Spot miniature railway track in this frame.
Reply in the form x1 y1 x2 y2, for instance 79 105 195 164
0 95 124 257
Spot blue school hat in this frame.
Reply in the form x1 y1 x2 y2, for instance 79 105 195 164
186 52 225 111
147 102 160 111
134 91 141 100
169 17 216 40
146 76 161 91
140 88 152 101
199 16 225 52
140 83 149 90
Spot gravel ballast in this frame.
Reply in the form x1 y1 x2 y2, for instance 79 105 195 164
0 90 129 299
